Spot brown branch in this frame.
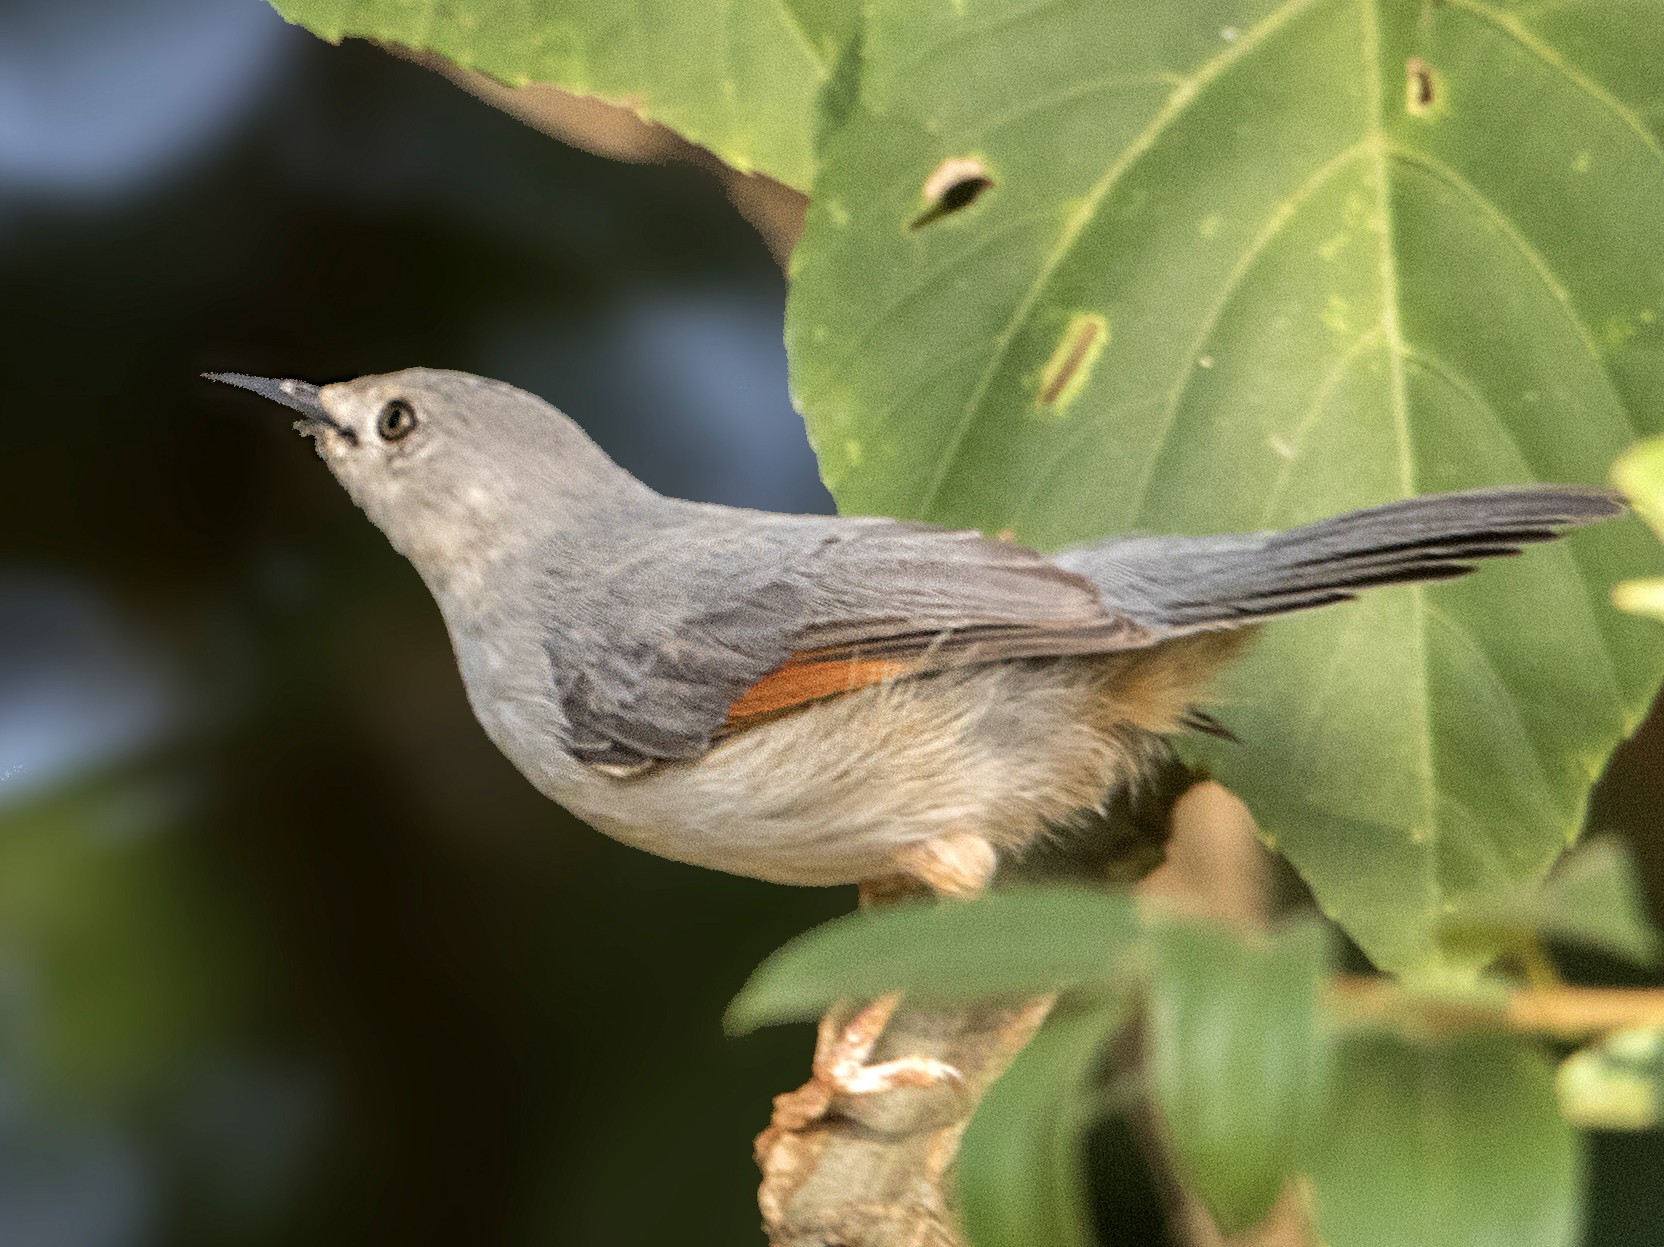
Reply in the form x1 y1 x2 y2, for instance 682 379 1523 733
756 993 1054 1247
1172 1185 1316 1247
1507 985 1664 1036
754 772 1255 1247
1138 781 1275 931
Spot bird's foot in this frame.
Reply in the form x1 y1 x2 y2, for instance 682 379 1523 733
756 838 989 1164
760 993 965 1143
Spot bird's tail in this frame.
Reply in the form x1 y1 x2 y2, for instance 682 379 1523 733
1057 486 1625 631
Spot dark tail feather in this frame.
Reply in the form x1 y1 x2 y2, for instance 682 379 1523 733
1065 485 1625 631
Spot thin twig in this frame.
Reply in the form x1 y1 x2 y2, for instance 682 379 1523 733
1333 976 1664 1039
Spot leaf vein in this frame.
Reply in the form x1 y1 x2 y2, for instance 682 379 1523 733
1386 144 1633 436
889 0 1086 84
974 71 1184 142
1423 601 1571 826
1258 327 1388 524
1445 0 1664 167
1124 138 1373 526
830 207 1066 371
1398 344 1626 711
766 0 832 76
1362 0 1437 890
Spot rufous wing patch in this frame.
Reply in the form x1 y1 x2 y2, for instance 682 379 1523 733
723 655 910 730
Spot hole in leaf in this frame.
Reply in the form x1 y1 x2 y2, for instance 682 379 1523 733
1406 57 1437 115
909 156 995 229
1037 313 1109 410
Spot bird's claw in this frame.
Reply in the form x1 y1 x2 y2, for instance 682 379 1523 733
760 993 965 1141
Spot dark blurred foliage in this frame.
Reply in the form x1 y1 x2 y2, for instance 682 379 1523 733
1 3 1662 1245
1 3 841 1243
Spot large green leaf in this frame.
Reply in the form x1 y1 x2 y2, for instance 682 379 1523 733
1148 921 1330 1234
268 0 854 188
1307 1033 1583 1247
788 0 1664 975
724 887 1139 1033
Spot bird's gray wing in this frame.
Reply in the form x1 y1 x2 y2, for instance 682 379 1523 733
542 513 1149 768
546 485 1621 769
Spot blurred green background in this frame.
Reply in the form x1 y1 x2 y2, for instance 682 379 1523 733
2 2 1663 1243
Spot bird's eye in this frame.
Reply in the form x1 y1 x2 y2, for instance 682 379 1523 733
376 398 418 442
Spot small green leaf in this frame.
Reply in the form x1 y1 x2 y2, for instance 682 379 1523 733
1308 1033 1583 1247
1557 1026 1664 1131
267 0 855 189
1148 920 1331 1235
960 1002 1128 1247
724 887 1139 1034
1440 834 1661 966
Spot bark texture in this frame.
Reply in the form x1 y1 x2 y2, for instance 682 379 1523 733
757 994 1055 1247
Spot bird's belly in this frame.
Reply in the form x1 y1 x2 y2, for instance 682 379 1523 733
448 617 997 883
554 710 947 885
472 648 1223 887
573 793 906 886
447 670 864 881
548 659 1173 886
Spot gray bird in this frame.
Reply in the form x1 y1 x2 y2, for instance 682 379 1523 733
207 368 1622 899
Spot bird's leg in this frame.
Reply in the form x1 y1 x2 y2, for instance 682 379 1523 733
761 833 996 1141
856 871 931 909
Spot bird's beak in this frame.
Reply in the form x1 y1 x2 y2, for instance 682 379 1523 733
203 372 359 444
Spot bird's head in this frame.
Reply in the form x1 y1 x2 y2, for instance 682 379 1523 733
208 367 639 594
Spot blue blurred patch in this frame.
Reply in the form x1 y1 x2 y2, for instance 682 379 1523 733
480 289 836 513
0 0 291 198
0 576 176 809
